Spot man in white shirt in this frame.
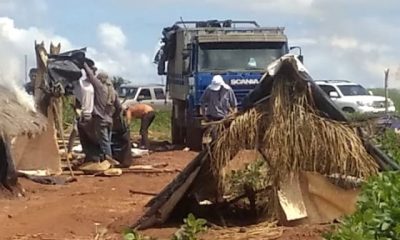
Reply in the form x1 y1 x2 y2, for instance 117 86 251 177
67 74 95 156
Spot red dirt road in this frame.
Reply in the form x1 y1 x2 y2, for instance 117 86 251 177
0 150 326 240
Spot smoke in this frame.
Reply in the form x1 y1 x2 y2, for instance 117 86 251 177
0 17 73 111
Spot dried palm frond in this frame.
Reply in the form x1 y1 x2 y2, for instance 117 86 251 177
263 73 378 184
206 108 264 191
206 59 378 196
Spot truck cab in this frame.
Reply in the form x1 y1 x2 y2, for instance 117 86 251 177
155 20 290 149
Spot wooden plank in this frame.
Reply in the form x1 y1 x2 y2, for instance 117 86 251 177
134 166 201 229
145 150 208 208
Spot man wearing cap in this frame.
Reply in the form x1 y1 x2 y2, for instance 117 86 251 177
200 75 238 122
79 62 122 169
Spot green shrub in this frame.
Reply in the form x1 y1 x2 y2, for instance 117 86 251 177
123 229 156 240
227 158 269 197
326 171 400 240
122 214 207 240
172 213 207 240
376 129 400 165
62 96 75 126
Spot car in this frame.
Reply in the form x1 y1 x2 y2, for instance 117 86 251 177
315 80 396 113
117 84 172 110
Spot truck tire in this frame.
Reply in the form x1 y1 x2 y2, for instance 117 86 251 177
186 124 203 151
342 107 355 113
171 102 185 145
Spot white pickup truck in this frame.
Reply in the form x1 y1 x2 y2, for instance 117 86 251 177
315 80 396 113
118 84 172 110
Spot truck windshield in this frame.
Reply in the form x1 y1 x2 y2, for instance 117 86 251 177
338 85 369 96
118 87 138 98
198 42 286 71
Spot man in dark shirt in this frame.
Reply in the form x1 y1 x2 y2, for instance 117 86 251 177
81 62 122 163
200 75 237 121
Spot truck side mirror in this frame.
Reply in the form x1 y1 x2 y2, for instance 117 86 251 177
298 55 304 63
369 90 374 96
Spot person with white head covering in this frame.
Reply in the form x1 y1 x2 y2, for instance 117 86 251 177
200 75 237 121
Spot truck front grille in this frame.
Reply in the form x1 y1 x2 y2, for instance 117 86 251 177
372 101 386 108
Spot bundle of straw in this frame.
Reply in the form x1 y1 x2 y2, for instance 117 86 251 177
207 59 378 194
263 73 378 184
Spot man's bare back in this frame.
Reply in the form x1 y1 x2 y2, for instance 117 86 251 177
125 103 154 123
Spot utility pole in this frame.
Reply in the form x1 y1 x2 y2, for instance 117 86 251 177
384 68 390 115
24 54 28 83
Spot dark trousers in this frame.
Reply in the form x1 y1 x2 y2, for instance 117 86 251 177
140 111 155 149
78 119 102 162
77 116 112 162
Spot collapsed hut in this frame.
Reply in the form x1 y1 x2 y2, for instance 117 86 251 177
0 42 65 197
133 55 399 229
0 86 47 196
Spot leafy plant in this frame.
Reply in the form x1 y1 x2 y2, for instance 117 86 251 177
226 158 269 197
326 171 400 240
122 214 207 240
172 213 207 240
376 129 400 164
123 229 156 240
62 96 75 126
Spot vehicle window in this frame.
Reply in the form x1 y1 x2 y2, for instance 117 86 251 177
318 85 338 95
118 87 137 98
138 88 152 100
198 42 286 72
338 85 369 96
154 88 166 100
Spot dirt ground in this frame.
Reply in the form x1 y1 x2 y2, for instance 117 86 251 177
0 150 327 240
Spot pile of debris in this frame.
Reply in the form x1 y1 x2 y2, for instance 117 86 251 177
133 55 398 231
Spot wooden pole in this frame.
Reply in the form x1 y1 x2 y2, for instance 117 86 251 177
384 68 390 115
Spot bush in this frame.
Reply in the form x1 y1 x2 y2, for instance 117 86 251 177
62 96 75 126
326 171 400 240
172 213 207 240
123 214 207 240
376 129 400 165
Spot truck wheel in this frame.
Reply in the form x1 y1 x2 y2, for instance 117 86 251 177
342 107 355 113
171 103 185 145
186 125 203 151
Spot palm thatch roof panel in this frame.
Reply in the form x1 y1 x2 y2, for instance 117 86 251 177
0 86 47 137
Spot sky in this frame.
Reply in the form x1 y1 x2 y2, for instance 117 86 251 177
0 0 400 88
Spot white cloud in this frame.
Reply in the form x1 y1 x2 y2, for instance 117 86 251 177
97 23 127 50
93 22 156 83
331 37 359 49
0 17 157 89
291 37 318 46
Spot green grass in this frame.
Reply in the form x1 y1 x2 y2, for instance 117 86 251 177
129 110 171 141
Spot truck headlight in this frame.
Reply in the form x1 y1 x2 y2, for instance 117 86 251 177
356 101 366 106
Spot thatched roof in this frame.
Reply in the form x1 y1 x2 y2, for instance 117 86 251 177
0 86 47 138
133 55 398 230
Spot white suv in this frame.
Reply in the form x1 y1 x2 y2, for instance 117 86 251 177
118 84 172 110
315 80 396 113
